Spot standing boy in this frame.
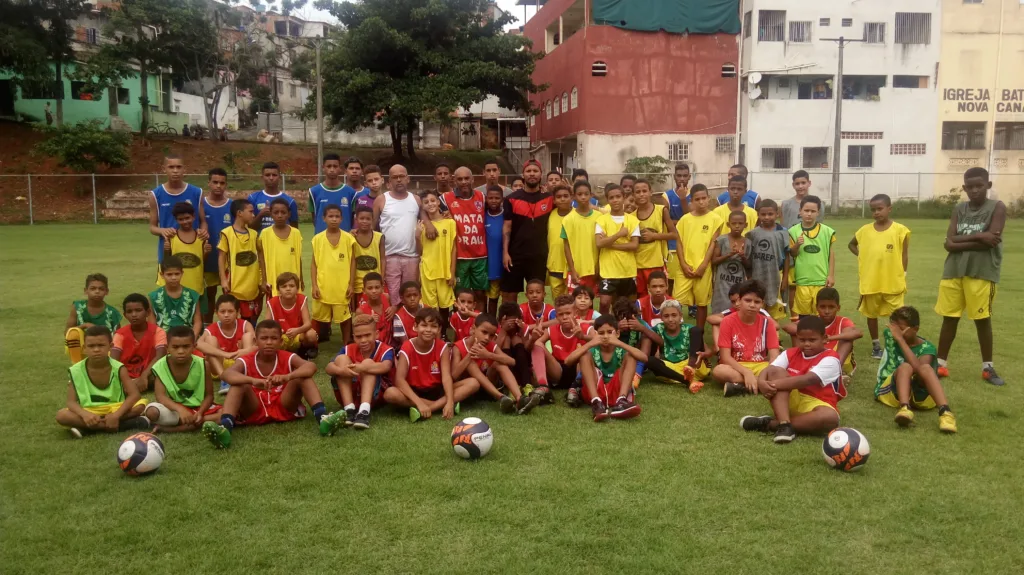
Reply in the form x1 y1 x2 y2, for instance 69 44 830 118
746 199 789 321
149 256 202 338
65 273 122 364
164 202 209 306
148 155 206 271
713 176 758 234
248 162 298 232
484 185 505 315
716 164 760 209
417 189 458 327
443 167 489 309
788 196 836 319
710 211 751 315
309 153 352 235
311 204 357 345
202 168 233 322
260 197 304 298
594 184 640 313
780 170 820 229
673 185 723 329
561 180 600 292
218 199 266 326
546 185 573 300
475 160 513 196
656 163 689 292
352 164 384 217
633 179 675 298
351 205 385 305
111 294 166 393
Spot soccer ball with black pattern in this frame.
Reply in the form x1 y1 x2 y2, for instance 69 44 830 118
822 427 870 472
117 432 165 476
451 418 493 460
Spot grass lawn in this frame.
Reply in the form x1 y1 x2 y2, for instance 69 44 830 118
1 219 1022 574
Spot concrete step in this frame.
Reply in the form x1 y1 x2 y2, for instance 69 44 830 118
102 208 149 220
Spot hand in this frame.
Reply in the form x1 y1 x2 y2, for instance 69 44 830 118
614 226 628 239
758 379 777 398
586 337 603 349
639 228 655 243
617 318 630 331
104 414 120 431
567 269 578 285
600 332 616 346
515 319 526 332
424 219 438 240
311 285 321 300
82 412 102 428
447 276 456 288
252 378 270 390
570 318 583 338
626 318 642 331
694 264 708 277
384 306 397 322
743 372 759 394
197 228 210 241
888 321 907 340
347 284 355 301
261 282 272 296
266 374 289 386
190 409 204 426
976 231 1002 247
826 275 835 288
300 279 305 291
528 325 544 341
203 243 212 255
503 252 513 272
416 400 432 419
160 228 177 239
349 363 363 375
469 342 486 358
442 400 455 420
796 234 805 246
286 328 302 339
176 407 194 425
681 264 696 278
221 280 231 292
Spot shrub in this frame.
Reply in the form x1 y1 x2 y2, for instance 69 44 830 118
33 120 131 172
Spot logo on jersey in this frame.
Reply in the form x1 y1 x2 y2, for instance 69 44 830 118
236 251 258 266
178 253 202 268
223 214 231 223
886 243 894 252
804 245 821 254
338 253 346 261
474 201 484 211
757 239 771 251
340 198 349 206
430 361 440 374
701 225 709 232
290 247 295 253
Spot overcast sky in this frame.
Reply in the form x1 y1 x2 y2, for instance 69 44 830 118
298 0 540 29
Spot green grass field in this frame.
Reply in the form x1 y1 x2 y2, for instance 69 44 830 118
1 220 1022 574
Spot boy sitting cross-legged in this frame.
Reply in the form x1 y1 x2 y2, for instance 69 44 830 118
529 295 594 408
326 313 395 430
111 293 166 393
495 303 534 398
565 315 648 422
202 320 346 448
449 288 479 341
65 273 122 364
144 326 221 433
266 272 318 358
384 307 480 422
645 299 711 394
197 294 256 395
712 280 781 398
452 313 540 415
740 316 845 444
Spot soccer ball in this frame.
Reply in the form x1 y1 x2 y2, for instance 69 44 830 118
822 427 870 472
451 418 493 460
117 432 165 476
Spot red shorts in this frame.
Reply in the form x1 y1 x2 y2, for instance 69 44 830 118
331 375 389 407
239 298 263 321
582 371 632 405
238 386 305 425
636 267 667 298
190 404 222 415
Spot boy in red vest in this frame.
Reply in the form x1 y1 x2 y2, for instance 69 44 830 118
451 313 538 415
326 313 395 430
391 281 423 349
111 293 166 393
197 294 256 394
356 272 394 345
529 295 594 407
266 272 318 358
449 288 479 341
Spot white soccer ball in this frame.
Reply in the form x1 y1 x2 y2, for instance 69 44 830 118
117 432 165 476
822 427 870 472
451 417 493 460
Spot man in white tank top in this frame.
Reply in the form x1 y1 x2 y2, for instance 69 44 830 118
373 164 427 303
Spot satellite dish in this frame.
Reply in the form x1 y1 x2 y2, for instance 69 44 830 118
749 72 763 85
748 86 762 100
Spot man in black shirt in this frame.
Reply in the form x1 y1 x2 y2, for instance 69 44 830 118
501 159 553 302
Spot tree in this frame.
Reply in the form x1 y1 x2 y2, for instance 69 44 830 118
624 156 672 185
314 0 542 159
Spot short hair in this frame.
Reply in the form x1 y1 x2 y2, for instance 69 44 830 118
511 176 525 187
498 302 522 320
345 156 363 169
571 168 589 180
276 272 300 288
322 153 341 164
792 169 810 181
729 164 749 177
870 194 892 206
648 270 668 284
166 325 195 342
161 255 184 272
171 201 195 217
262 161 280 172
256 319 282 334
728 210 747 221
800 195 822 210
758 198 778 211
216 293 240 310
421 189 441 201
890 306 920 327
816 287 840 305
484 160 501 169
729 175 748 186
573 180 592 194
363 272 383 285
660 299 683 314
551 184 570 196
796 315 826 335
728 283 743 297
84 325 112 341
547 170 562 179
633 178 651 190
122 293 149 311
612 297 636 319
572 284 594 299
208 167 227 179
474 313 498 328
486 184 504 196
735 279 766 300
230 198 252 219
964 167 989 181
364 164 381 176
620 174 637 185
434 162 451 173
354 204 374 217
414 307 441 325
323 204 343 217
269 197 291 211
526 278 546 290
400 281 421 296
84 273 109 289
455 287 475 300
163 154 183 163
604 183 623 197
593 315 617 331
689 184 708 198
352 313 376 330
546 294 571 309
674 163 690 172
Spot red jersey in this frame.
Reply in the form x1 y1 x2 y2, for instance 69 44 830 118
442 190 487 259
399 339 447 389
577 308 598 325
393 306 419 341
238 349 299 379
520 302 555 331
454 337 500 372
113 323 164 379
206 319 246 353
267 294 306 332
638 295 674 326
357 292 393 344
548 324 591 362
717 312 780 363
824 316 856 352
774 348 846 409
450 311 475 341
339 340 395 383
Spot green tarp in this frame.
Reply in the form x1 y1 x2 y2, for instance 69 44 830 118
592 0 740 35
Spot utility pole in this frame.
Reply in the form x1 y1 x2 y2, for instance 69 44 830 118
315 37 324 181
821 35 863 215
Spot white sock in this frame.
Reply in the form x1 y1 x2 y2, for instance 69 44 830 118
937 358 948 367
872 339 880 346
359 402 371 413
982 362 993 370
344 403 355 411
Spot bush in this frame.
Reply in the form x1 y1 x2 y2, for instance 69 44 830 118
624 156 672 185
33 120 131 172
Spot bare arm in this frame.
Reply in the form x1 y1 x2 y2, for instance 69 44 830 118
564 338 601 366
65 304 78 330
612 338 648 363
610 237 639 252
563 237 577 278
502 220 513 270
902 235 910 272
710 240 729 265
697 230 720 273
830 325 863 342
221 360 261 386
848 236 859 256
110 367 140 420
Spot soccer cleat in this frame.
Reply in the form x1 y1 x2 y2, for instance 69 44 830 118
939 411 958 433
894 406 915 427
937 365 950 378
455 402 461 415
982 367 1005 387
532 386 554 405
499 395 516 414
304 347 319 360
217 381 230 395
352 410 371 430
688 380 704 394
740 415 772 432
871 343 883 360
723 382 748 398
343 406 357 427
682 365 696 383
319 411 347 436
68 427 83 439
409 407 422 423
631 373 642 390
688 305 697 318
565 387 582 408
522 384 534 396
610 397 642 419
517 392 541 415
773 422 796 444
119 415 151 431
202 421 232 449
591 399 610 422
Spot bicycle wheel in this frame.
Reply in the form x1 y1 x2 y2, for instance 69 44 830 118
166 127 178 135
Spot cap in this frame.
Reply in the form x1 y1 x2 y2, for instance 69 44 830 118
522 159 542 171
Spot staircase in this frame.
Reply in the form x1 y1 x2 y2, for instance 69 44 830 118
103 190 150 220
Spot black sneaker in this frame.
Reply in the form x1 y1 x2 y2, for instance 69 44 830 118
118 415 151 431
303 346 319 360
532 386 554 405
774 422 796 444
610 397 642 419
517 393 541 415
352 410 371 430
723 382 748 398
344 406 356 427
740 415 772 432
591 399 609 422
566 387 583 408
871 343 883 360
498 395 516 414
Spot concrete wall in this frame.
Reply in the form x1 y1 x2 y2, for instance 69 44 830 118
172 89 240 131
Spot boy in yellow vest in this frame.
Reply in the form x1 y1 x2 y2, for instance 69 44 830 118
417 189 458 330
259 197 303 298
165 202 210 315
351 205 385 308
311 204 357 344
218 199 267 327
594 184 640 313
673 185 723 329
632 179 675 298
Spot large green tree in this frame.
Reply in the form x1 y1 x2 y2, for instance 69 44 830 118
314 0 541 158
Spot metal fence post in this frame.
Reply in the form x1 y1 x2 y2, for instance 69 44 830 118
282 173 286 193
92 174 98 223
917 173 921 214
861 174 866 218
27 175 33 225
154 174 160 189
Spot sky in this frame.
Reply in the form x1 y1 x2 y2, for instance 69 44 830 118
298 0 539 29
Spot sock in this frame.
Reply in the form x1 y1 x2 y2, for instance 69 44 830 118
344 403 355 411
591 397 600 404
982 361 993 370
900 403 909 409
511 344 532 386
220 414 236 429
311 402 326 422
872 339 880 346
635 361 646 377
937 358 948 367
359 402 371 414
938 405 950 415
530 345 549 386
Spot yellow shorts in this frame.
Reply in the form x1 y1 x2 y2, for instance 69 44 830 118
667 251 681 278
787 267 795 285
487 280 501 300
935 277 996 320
739 361 770 376
421 278 455 309
222 358 236 370
312 300 352 324
548 274 567 301
83 398 149 416
792 285 824 316
672 270 712 307
766 302 788 321
282 334 301 351
205 272 220 289
789 391 837 416
842 353 855 376
662 358 711 381
858 293 905 319
875 374 937 410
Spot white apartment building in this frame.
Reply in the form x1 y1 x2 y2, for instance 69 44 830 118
739 0 942 204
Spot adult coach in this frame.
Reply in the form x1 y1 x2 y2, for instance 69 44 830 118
443 167 488 309
501 159 553 302
716 164 760 209
148 155 207 269
373 164 434 304
475 160 513 197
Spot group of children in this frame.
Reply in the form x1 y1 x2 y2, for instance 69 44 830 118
59 158 1008 446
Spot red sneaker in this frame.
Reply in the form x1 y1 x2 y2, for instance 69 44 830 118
937 365 950 378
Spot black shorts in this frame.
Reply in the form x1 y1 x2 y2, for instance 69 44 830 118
599 278 637 297
500 256 547 294
553 360 580 389
412 384 445 401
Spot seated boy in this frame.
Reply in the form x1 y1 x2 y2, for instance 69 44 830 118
111 293 167 393
449 288 479 341
783 287 860 382
266 272 318 358
383 307 480 422
520 278 556 333
326 313 395 430
452 313 538 415
391 281 423 350
573 285 600 328
496 302 534 398
144 326 221 432
874 306 957 433
712 280 781 397
202 320 346 448
707 283 776 354
357 272 394 345
612 297 655 389
56 326 150 438
645 299 710 394
529 295 593 407
197 294 256 394
636 271 673 327
566 315 647 421
65 273 122 364
149 255 203 338
740 316 844 444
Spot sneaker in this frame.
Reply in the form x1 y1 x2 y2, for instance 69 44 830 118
688 380 704 394
871 343 883 360
517 393 541 415
343 406 357 426
939 411 958 433
119 415 151 431
68 427 83 439
498 394 516 414
688 305 697 318
202 421 231 449
894 406 914 428
841 374 851 388
982 366 1005 386
682 365 696 383
522 384 534 396
610 397 642 419
217 381 230 395
319 411 347 436
723 382 748 398
532 386 554 405
591 399 610 422
740 415 772 432
352 410 371 430
304 347 319 360
409 407 422 423
773 422 796 444
565 387 582 408
937 365 950 378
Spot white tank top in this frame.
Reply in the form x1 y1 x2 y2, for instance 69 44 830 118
379 192 420 257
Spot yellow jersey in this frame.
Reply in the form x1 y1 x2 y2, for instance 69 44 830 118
560 209 600 277
595 212 640 279
635 205 669 269
167 233 206 294
352 230 383 293
677 211 723 267
260 226 303 296
218 227 261 301
421 218 456 281
712 203 758 234
311 229 356 304
854 221 910 295
547 210 570 274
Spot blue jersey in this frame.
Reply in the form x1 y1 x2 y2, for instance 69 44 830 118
485 210 504 281
664 189 685 252
309 183 355 234
571 197 600 208
247 190 298 231
152 183 203 261
716 189 760 209
202 196 233 273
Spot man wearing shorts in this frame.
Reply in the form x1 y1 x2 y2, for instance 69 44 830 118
501 159 553 302
443 166 488 310
374 164 426 304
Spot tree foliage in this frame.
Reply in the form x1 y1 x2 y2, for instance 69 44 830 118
624 156 673 185
33 119 132 172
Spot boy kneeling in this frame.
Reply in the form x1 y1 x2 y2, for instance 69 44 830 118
326 313 395 430
145 326 221 432
740 316 845 444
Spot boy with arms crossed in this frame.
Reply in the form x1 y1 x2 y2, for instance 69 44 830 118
327 313 395 429
452 314 539 415
594 184 640 313
111 294 166 393
145 326 219 433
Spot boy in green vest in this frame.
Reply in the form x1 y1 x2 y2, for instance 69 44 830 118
56 326 150 439
788 196 836 318
144 326 221 432
64 273 122 364
148 255 203 338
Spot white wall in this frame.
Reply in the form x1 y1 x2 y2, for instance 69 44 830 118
577 132 737 189
172 88 239 131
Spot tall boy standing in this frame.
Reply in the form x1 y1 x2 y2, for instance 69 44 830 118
594 184 640 313
164 202 209 304
561 180 601 292
747 199 789 321
713 176 758 234
309 153 352 235
788 196 836 318
148 155 206 271
248 161 298 232
673 185 722 330
202 168 234 321
260 197 304 297
311 205 357 345
417 190 458 327
633 179 675 298
484 185 506 315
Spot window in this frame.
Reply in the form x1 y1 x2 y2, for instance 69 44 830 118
592 61 607 77
668 141 691 162
893 75 928 88
288 84 296 98
530 115 535 126
561 92 568 112
70 81 100 101
994 122 1024 151
864 22 886 44
789 21 811 43
570 87 578 109
21 81 60 100
553 97 560 117
274 21 287 35
289 22 300 37
545 100 552 119
86 28 98 44
842 18 853 27
721 63 736 78
798 78 833 100
895 13 931 45
743 11 752 38
842 131 883 140
819 18 830 27
276 80 284 94
758 10 786 42
802 147 830 169
761 147 792 170
716 136 735 154
890 144 927 155
963 0 983 4
848 145 874 168
117 87 129 105
778 78 790 88
942 121 986 150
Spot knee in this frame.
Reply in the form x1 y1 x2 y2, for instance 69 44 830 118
145 406 160 421
711 364 733 381
55 408 72 424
